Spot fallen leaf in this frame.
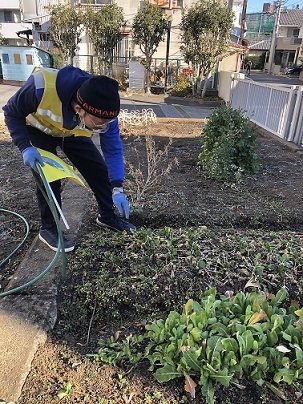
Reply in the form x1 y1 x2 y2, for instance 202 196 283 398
184 371 196 398
244 278 260 289
225 290 234 298
276 345 291 353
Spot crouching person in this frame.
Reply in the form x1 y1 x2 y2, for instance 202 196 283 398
3 66 136 252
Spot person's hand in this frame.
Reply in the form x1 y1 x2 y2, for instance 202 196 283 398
22 147 44 171
112 187 130 219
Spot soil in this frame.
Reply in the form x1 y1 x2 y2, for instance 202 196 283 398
1 119 303 404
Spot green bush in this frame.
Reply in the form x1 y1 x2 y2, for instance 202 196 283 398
250 54 266 70
198 103 261 181
49 48 64 69
170 75 192 97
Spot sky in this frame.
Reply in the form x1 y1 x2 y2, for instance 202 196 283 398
246 0 267 13
246 0 303 13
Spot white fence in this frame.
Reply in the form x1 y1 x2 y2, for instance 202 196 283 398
228 77 303 147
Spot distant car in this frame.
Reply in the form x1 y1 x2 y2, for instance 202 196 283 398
285 65 303 75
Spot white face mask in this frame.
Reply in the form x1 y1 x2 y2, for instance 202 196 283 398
77 112 115 133
77 114 86 130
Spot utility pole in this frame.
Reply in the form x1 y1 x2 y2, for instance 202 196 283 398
240 0 247 40
164 19 171 91
267 0 282 74
164 0 173 92
236 0 247 71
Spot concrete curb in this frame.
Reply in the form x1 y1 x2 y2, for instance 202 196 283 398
0 180 90 402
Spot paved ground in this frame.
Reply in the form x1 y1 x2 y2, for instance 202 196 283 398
245 70 303 86
120 91 218 119
0 71 302 402
2 70 302 121
0 83 217 122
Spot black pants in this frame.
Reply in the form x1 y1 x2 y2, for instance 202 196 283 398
27 127 114 230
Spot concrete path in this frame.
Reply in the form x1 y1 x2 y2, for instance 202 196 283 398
0 84 217 122
120 91 218 119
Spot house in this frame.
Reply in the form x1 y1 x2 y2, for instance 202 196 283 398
0 0 32 45
0 0 245 87
272 9 303 72
244 10 274 65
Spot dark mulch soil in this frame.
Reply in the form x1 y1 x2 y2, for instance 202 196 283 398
1 120 303 403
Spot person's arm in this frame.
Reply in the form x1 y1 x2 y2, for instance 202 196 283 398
3 75 39 152
3 76 44 171
99 119 124 187
99 119 131 219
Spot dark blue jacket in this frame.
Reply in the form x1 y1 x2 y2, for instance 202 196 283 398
3 66 124 187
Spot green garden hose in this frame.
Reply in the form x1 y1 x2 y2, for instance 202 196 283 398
0 208 30 267
0 163 66 297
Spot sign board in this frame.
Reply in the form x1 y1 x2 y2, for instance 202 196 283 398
128 61 146 90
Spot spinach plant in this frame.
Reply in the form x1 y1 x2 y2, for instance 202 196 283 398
92 288 303 403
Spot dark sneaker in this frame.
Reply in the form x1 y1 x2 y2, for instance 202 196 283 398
39 228 74 252
96 214 136 233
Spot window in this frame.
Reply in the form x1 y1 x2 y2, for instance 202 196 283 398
26 54 33 65
0 10 13 22
14 54 21 64
2 54 9 64
287 28 299 38
39 32 50 41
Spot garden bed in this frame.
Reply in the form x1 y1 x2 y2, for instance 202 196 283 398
1 120 303 403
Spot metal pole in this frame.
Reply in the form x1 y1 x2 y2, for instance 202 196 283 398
267 0 282 74
240 0 247 40
236 0 247 72
164 20 171 91
164 0 173 92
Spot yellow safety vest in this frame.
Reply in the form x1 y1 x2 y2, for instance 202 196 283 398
26 67 92 138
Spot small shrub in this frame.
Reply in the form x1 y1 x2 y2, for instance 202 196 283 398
50 48 64 69
250 54 266 70
170 75 192 97
115 70 128 91
198 103 261 181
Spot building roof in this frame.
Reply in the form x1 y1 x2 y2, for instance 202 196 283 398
280 9 303 27
247 39 271 50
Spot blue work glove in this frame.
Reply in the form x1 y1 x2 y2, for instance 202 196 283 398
112 187 130 219
22 146 44 172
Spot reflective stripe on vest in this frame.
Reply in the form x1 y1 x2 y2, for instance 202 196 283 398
26 67 92 138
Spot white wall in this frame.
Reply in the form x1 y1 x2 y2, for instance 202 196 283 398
218 70 245 102
0 0 19 8
1 22 31 39
20 0 38 20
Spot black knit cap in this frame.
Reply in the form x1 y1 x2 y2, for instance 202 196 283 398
76 76 120 119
